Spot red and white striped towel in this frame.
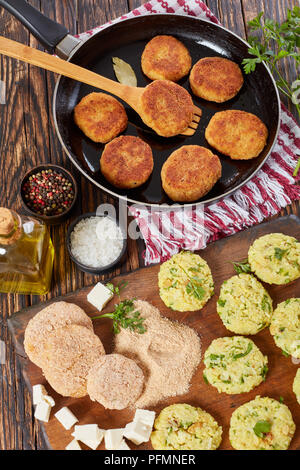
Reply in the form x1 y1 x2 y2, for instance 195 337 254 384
78 0 300 265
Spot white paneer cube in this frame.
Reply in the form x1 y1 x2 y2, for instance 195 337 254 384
34 400 52 423
43 395 55 408
32 384 47 405
87 282 114 311
123 420 152 445
116 439 131 450
104 428 124 450
65 439 81 451
72 424 104 450
55 407 78 430
134 409 155 428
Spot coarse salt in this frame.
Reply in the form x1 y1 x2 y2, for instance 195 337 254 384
70 217 124 268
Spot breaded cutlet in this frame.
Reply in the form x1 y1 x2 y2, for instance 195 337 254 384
140 80 194 137
74 92 128 143
100 135 153 189
189 57 244 103
42 324 105 398
24 301 93 368
161 145 221 202
141 35 192 82
205 110 268 160
87 354 144 409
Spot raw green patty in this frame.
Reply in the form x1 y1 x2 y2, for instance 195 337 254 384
248 233 300 285
229 396 296 450
203 336 268 394
217 274 272 335
270 298 300 358
293 369 300 405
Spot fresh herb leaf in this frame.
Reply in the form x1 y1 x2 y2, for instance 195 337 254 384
282 349 290 357
218 299 226 307
242 6 300 175
106 280 128 296
274 247 288 260
92 299 146 334
261 364 268 380
233 342 253 360
261 294 271 312
279 396 284 403
112 57 137 87
186 281 205 300
203 373 209 384
231 259 252 274
253 420 272 438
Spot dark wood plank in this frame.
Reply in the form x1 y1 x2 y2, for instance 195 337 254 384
8 215 300 450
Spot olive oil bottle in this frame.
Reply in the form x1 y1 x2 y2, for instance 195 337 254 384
0 208 54 295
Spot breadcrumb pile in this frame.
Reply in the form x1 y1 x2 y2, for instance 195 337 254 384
114 300 201 407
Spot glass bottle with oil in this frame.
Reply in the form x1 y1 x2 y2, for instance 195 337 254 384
0 207 54 295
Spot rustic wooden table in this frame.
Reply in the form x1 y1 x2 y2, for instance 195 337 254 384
0 0 298 450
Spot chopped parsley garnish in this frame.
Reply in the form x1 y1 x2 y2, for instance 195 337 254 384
178 265 207 301
261 365 268 381
279 396 284 404
233 342 253 360
281 349 289 357
274 247 288 260
203 373 209 384
218 299 226 307
231 259 252 274
186 281 205 300
261 295 271 312
253 420 271 438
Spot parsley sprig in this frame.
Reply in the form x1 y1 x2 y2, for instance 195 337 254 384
179 265 206 300
231 259 252 274
253 420 272 438
242 7 300 174
92 298 146 334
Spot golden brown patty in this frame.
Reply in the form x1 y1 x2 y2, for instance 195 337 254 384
205 110 268 160
161 145 221 202
100 135 154 189
141 35 192 82
189 57 244 102
24 301 93 368
140 80 194 137
41 324 105 398
74 92 128 143
87 354 144 409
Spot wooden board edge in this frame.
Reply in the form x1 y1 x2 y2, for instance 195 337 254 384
6 214 300 451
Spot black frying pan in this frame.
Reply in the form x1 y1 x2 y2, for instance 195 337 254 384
0 0 280 208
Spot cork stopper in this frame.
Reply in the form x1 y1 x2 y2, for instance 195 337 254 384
0 208 15 236
0 208 21 245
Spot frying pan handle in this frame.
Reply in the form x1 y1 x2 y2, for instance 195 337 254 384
0 0 80 57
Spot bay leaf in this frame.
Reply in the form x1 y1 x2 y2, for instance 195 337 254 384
112 57 137 87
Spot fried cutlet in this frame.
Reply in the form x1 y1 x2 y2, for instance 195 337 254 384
141 35 192 82
140 80 194 137
205 110 268 160
161 145 221 202
189 57 244 103
74 92 128 143
100 135 153 189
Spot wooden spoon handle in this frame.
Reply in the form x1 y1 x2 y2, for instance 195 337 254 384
0 36 133 102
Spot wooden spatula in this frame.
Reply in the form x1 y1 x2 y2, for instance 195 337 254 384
0 36 201 137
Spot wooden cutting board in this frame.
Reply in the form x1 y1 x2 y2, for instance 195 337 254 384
8 215 300 450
